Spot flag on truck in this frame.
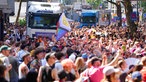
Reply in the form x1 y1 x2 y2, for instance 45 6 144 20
56 13 71 41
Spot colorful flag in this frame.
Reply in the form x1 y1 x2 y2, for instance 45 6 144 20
56 13 71 41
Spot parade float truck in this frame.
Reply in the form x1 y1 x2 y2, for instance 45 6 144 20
80 10 99 28
26 1 63 38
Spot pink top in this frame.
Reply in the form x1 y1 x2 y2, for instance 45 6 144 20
88 66 105 82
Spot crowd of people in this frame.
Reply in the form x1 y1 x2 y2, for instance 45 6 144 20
0 22 146 82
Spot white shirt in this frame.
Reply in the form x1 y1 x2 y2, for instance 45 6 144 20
18 62 29 79
41 58 46 66
55 60 63 74
0 53 10 81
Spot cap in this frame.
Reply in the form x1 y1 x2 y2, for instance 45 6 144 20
45 52 56 61
21 51 30 59
132 71 142 80
103 66 120 76
82 53 88 59
0 45 11 51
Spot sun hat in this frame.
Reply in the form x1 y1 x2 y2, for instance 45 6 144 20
103 66 120 76
21 51 30 59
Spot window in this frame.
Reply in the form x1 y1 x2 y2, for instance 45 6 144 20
81 16 96 23
29 14 60 29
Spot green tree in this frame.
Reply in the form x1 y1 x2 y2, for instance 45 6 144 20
141 1 146 13
86 0 102 9
18 18 26 26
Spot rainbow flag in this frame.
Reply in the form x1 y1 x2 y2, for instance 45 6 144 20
56 13 71 41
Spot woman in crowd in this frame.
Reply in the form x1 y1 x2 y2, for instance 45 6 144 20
75 57 86 74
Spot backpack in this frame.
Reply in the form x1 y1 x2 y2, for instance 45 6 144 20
41 65 55 82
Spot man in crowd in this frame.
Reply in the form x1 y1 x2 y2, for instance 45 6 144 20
0 45 12 81
18 52 31 80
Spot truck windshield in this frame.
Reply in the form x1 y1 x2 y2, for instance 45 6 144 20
29 14 60 29
81 16 96 23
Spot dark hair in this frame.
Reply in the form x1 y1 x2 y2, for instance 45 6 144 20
45 47 51 53
91 57 101 65
129 65 135 73
55 52 64 60
0 65 6 77
45 52 55 61
88 54 95 59
133 79 142 82
134 65 143 71
34 47 45 59
106 75 112 82
15 42 20 47
26 70 38 82
66 48 74 56
20 44 28 49
35 42 40 48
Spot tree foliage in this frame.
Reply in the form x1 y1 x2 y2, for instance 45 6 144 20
141 1 146 13
86 0 102 9
18 18 26 26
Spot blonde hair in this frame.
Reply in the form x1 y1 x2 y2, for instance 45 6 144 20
75 57 85 70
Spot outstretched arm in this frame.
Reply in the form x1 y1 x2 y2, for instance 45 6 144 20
107 50 121 66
